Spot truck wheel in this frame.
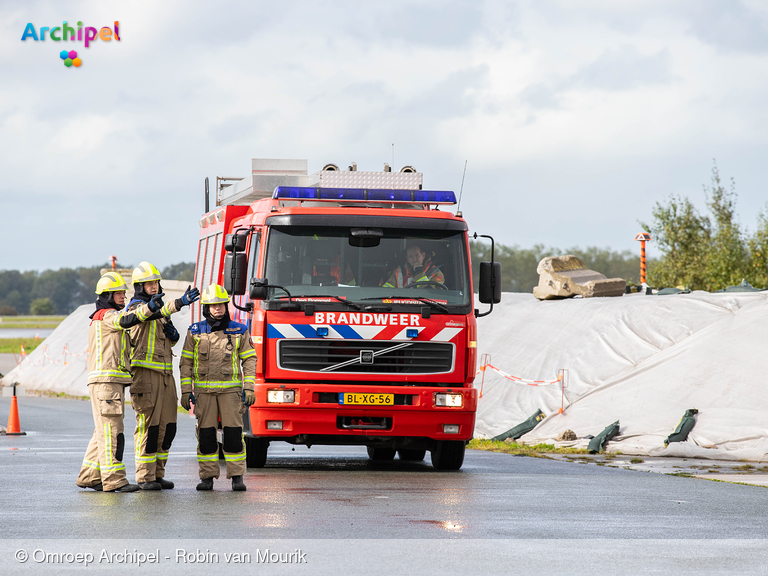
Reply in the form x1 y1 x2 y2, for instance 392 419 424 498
430 441 465 470
245 436 268 468
398 449 426 461
367 446 396 461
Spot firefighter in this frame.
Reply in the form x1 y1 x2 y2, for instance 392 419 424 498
76 272 163 493
179 285 256 492
383 242 445 288
127 262 200 490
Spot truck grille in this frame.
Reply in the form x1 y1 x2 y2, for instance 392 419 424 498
278 340 454 374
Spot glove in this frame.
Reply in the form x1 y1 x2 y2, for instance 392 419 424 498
242 389 255 407
148 294 165 313
180 285 200 307
181 392 195 410
163 321 179 341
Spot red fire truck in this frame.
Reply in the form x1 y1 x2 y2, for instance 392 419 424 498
192 159 500 470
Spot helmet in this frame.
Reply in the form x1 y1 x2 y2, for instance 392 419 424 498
132 261 162 284
95 272 128 294
201 284 230 305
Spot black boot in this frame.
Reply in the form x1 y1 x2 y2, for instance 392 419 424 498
156 478 174 489
231 476 247 492
138 481 162 491
196 477 214 491
112 483 140 492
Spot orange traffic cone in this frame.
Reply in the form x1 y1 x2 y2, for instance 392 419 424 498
6 385 26 436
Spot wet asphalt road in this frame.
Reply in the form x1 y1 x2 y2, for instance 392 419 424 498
2 395 768 541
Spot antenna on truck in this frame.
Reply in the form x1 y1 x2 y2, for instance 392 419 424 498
456 160 468 216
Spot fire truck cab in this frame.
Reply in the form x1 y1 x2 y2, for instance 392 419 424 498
193 159 501 470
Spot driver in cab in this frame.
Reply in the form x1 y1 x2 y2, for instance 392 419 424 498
383 242 445 288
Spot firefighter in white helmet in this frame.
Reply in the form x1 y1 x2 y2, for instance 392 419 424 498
179 284 256 491
126 262 200 490
76 272 163 493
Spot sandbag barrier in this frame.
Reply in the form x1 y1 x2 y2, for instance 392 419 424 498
587 421 620 454
665 408 698 446
491 409 546 442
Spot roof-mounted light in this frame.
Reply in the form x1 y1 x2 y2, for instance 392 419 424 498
273 187 456 205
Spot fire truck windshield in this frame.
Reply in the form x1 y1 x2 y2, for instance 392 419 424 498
264 226 470 307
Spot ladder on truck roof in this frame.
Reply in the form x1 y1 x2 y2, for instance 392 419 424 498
216 158 424 207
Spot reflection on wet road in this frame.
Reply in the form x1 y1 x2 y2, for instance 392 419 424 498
3 396 768 540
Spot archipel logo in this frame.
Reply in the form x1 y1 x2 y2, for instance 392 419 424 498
21 21 121 68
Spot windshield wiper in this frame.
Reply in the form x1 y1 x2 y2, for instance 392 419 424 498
276 294 361 310
360 296 449 313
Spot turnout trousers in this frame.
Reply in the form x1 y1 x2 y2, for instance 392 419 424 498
76 383 129 491
131 368 178 483
195 390 246 480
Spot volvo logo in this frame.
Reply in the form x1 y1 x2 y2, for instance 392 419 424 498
360 350 374 364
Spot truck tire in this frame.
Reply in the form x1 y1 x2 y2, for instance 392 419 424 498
245 436 268 468
367 446 396 461
431 441 465 470
398 449 426 461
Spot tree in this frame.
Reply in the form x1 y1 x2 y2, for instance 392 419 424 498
704 165 748 288
162 262 195 281
640 195 711 290
29 298 56 315
0 305 19 316
30 268 81 315
747 211 768 289
641 162 760 291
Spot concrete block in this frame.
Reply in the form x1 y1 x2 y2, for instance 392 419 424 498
533 255 626 300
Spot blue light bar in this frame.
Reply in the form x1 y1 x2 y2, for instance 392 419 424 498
316 326 329 337
273 187 456 205
406 328 419 338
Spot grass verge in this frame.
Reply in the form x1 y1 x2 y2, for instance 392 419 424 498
0 338 43 354
0 316 66 329
468 438 589 457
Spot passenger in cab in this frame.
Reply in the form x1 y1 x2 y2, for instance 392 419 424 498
383 242 445 288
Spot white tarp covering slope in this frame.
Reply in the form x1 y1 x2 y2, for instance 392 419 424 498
0 304 190 398
475 291 768 461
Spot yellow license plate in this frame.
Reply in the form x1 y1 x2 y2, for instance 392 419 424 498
340 393 394 406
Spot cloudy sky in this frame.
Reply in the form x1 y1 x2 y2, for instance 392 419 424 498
2 0 767 272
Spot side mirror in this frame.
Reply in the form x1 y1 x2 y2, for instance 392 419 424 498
225 233 248 252
478 261 501 304
249 278 269 301
223 253 248 295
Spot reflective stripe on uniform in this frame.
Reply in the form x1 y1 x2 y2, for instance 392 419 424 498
88 370 131 379
232 336 239 378
131 359 173 370
135 414 156 463
103 422 126 473
156 451 169 461
224 452 246 462
240 349 256 359
194 381 243 389
197 454 219 462
82 459 101 470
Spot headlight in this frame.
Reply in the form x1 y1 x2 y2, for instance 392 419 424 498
435 393 463 407
267 389 295 403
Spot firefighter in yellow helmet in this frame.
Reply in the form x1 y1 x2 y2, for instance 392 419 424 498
126 262 200 490
76 272 163 493
179 284 256 491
